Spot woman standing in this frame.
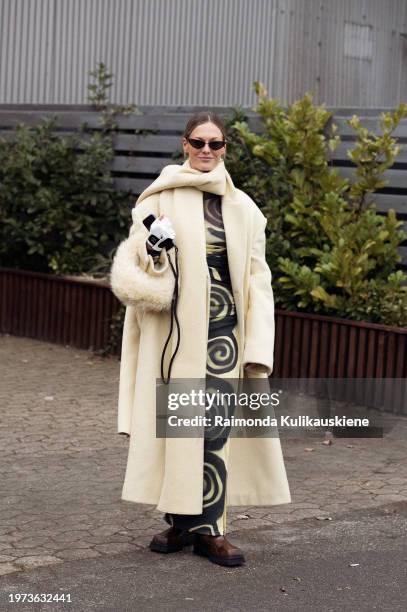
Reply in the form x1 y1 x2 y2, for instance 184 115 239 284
110 111 291 567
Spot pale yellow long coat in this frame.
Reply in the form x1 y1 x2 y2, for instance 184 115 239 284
114 159 291 514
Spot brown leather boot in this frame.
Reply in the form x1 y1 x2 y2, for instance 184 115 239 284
149 526 195 553
193 534 245 566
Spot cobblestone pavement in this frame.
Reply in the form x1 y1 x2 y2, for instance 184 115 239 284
1 334 407 577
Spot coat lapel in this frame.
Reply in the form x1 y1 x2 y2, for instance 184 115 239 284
221 191 248 295
221 191 249 378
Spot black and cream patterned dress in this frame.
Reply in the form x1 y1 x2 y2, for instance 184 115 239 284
164 191 240 535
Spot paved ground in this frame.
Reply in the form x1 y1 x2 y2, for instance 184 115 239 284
1 334 407 610
1 502 406 612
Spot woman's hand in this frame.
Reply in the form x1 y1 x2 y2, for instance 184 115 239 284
146 214 176 257
244 362 269 374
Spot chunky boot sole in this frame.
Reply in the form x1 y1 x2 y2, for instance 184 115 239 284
149 532 195 553
193 543 245 566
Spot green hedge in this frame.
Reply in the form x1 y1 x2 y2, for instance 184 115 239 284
224 86 407 327
0 118 133 275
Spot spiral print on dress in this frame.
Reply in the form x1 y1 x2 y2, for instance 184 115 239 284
204 375 236 451
207 332 238 375
163 451 226 535
210 282 235 320
202 451 226 509
204 197 223 227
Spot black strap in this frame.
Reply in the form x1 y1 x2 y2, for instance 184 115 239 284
160 245 180 384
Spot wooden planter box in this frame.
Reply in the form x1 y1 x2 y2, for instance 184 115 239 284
0 267 121 352
1 267 406 414
273 308 407 417
273 308 407 379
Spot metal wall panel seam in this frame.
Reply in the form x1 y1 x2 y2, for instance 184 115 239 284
64 0 73 103
122 0 133 104
116 0 125 103
56 0 66 102
0 0 6 99
107 0 117 104
139 0 149 105
156 0 165 105
262 0 276 104
41 0 50 103
92 0 102 104
81 0 92 104
225 0 238 106
20 0 29 101
44 0 53 102
13 0 22 101
132 0 144 105
192 0 203 104
244 4 256 104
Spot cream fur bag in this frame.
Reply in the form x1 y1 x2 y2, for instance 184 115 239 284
109 218 176 312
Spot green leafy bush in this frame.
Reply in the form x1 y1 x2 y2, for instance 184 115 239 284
0 119 133 274
0 63 135 276
227 85 407 327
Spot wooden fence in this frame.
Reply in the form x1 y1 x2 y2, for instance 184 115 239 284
0 103 407 270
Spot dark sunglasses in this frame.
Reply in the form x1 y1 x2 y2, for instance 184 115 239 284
186 137 226 151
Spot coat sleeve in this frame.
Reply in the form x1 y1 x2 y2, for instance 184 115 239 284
242 211 275 376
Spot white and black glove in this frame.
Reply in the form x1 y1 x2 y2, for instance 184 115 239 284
146 215 176 257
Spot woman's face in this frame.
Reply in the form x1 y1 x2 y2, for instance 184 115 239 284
182 121 226 172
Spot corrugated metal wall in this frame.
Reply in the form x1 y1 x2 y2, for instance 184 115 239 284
275 0 407 107
1 0 406 106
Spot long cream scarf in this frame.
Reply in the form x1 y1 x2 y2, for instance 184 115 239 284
135 158 237 204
